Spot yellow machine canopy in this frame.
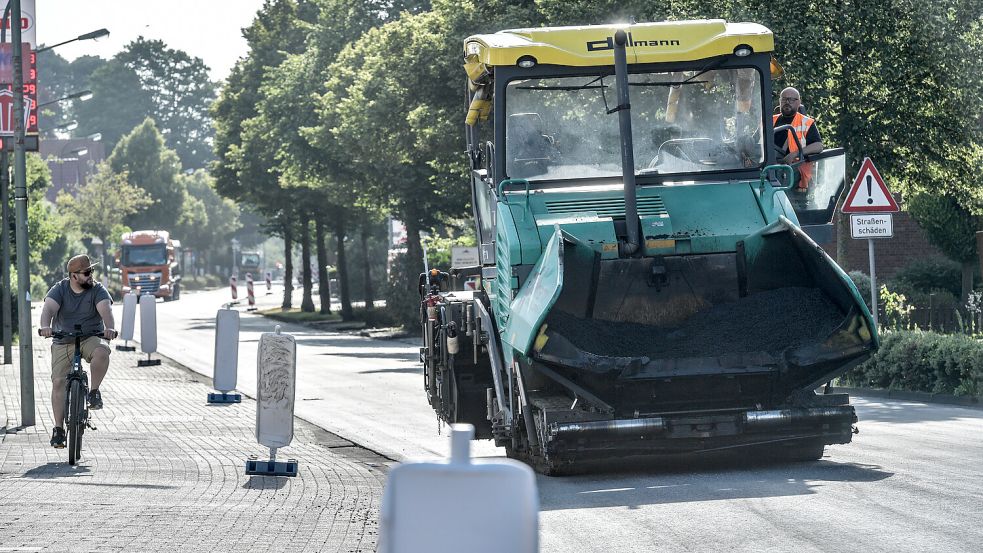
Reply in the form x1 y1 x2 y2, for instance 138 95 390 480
464 20 774 79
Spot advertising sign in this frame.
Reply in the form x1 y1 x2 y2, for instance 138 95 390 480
0 1 36 144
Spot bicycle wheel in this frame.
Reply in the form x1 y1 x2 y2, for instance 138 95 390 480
67 379 85 465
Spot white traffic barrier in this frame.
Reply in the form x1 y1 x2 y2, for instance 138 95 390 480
116 291 138 351
245 325 297 476
137 294 161 366
230 275 238 301
246 273 256 311
265 271 272 294
208 308 241 403
379 424 538 553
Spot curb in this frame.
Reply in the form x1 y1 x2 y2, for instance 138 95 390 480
833 386 983 410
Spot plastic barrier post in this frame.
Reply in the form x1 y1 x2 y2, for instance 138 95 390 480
137 294 161 366
246 273 257 312
116 292 138 352
265 271 272 295
229 275 239 304
379 424 538 553
244 325 298 476
208 308 241 403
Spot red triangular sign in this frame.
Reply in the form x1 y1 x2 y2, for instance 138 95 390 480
842 158 899 213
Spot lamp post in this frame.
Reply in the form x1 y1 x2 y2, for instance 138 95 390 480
8 0 35 426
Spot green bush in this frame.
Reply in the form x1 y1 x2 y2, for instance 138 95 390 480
848 271 872 311
889 257 964 298
841 330 983 397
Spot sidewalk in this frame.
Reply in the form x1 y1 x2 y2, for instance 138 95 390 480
0 338 389 552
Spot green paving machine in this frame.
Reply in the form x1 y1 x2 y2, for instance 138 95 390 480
420 20 878 474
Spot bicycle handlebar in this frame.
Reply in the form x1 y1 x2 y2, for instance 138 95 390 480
38 329 117 340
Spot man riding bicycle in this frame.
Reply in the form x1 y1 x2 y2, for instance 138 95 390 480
39 254 117 449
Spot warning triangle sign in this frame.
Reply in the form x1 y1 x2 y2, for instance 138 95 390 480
842 158 899 213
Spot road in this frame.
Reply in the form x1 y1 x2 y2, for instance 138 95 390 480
121 285 983 552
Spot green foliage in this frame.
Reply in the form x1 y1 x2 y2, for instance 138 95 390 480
423 230 477 270
880 284 914 330
180 170 241 254
73 61 153 153
114 38 218 169
55 162 154 247
841 330 983 397
848 270 872 311
889 257 965 298
385 250 424 328
109 118 187 230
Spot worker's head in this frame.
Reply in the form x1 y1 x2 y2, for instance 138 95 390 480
779 87 801 117
67 254 96 289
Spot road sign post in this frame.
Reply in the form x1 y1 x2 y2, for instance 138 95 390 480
842 158 899 329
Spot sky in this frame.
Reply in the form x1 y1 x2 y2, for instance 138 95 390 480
34 0 268 82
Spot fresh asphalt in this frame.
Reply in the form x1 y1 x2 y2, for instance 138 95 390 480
131 284 983 552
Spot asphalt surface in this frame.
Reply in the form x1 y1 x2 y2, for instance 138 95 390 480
143 285 983 552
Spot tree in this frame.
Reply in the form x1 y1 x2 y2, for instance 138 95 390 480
180 170 241 273
55 162 154 251
115 38 218 169
73 62 154 151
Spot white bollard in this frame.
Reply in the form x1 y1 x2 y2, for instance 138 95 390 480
245 325 297 476
379 424 538 553
208 308 241 403
137 294 162 366
116 292 138 351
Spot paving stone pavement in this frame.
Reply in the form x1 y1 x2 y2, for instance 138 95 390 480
0 338 390 552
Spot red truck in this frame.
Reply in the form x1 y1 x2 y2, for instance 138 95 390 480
117 229 182 301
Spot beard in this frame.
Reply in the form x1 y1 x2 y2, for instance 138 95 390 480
80 279 94 290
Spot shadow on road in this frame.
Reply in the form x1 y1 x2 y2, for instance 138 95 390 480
357 367 423 375
538 456 893 511
243 475 290 490
21 462 94 479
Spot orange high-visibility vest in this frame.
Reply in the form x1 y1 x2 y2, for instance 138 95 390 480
774 112 815 189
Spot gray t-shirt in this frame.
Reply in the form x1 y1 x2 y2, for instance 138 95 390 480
45 279 113 344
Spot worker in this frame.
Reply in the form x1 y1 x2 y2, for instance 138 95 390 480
773 87 823 190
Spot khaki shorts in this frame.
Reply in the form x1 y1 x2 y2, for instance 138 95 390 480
51 336 111 381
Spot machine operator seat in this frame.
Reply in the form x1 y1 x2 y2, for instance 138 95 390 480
507 112 559 178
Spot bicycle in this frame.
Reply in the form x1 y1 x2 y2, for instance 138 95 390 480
38 325 110 465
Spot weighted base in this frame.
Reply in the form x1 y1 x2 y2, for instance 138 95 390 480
207 392 241 404
115 345 136 352
245 458 298 477
137 358 162 366
247 307 257 312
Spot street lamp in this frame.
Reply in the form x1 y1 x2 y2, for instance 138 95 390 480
38 90 93 110
36 28 109 54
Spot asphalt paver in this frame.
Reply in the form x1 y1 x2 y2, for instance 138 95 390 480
0 336 389 552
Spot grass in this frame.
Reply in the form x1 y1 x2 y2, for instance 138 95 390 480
258 307 343 324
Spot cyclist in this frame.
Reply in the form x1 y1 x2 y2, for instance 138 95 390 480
38 254 117 449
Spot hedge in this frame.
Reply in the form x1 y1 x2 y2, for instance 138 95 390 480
840 330 983 397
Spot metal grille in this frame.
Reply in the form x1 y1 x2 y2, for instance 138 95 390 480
544 196 667 218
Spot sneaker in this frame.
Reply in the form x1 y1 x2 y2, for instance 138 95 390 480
50 427 66 449
87 389 103 410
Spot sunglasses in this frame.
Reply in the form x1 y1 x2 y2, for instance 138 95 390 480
74 269 93 277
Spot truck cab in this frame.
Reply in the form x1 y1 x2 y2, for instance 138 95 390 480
117 230 182 301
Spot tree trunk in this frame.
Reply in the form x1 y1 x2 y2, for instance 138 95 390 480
315 216 331 314
300 213 315 313
335 215 354 320
961 260 974 305
282 226 294 310
361 225 374 309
